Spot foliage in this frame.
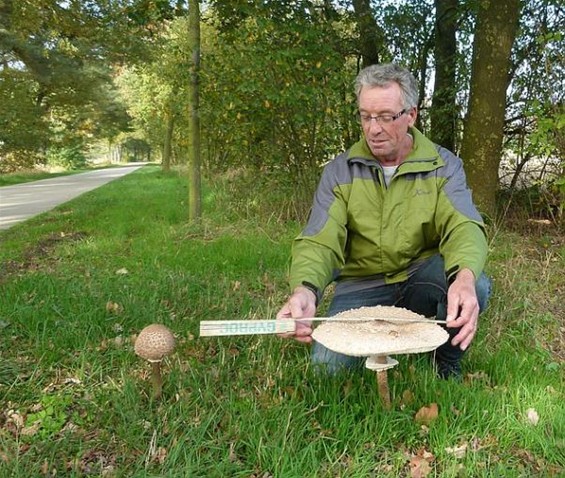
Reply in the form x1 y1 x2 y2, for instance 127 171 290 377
503 0 565 192
199 4 359 211
2 0 564 220
46 146 87 170
0 0 162 168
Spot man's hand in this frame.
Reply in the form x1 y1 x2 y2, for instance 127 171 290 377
276 286 317 343
446 268 479 351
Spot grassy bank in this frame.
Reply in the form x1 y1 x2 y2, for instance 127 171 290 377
0 165 563 477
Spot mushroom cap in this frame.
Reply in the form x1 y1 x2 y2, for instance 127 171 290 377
134 324 176 362
365 355 399 371
311 306 449 357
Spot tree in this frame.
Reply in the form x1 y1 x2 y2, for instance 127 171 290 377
430 0 458 150
0 0 174 170
460 0 521 217
502 0 564 193
352 0 385 67
188 0 202 221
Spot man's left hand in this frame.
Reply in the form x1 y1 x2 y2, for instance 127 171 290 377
446 268 479 350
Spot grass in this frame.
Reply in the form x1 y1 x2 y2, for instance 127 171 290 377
0 165 564 477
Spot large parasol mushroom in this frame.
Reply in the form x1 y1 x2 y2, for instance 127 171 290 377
311 306 449 409
134 324 176 399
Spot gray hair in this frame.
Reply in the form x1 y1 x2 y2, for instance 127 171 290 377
355 63 419 109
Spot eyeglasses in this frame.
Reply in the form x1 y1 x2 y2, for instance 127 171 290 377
357 109 407 126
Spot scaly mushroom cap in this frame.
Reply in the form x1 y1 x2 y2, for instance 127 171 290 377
311 305 449 357
134 324 175 362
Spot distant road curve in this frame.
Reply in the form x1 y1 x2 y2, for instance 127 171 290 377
0 163 146 231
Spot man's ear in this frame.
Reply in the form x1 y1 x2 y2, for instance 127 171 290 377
407 107 417 127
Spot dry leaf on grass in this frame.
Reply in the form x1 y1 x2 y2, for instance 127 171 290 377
407 448 435 478
414 403 438 426
105 301 123 315
445 442 468 458
401 389 415 407
409 456 432 478
526 408 540 425
153 447 167 465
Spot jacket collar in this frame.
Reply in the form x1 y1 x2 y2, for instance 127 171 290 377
347 127 444 171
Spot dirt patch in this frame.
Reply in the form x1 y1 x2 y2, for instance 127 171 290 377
0 231 88 282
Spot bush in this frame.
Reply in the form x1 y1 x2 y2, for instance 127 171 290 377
0 150 46 174
46 146 87 170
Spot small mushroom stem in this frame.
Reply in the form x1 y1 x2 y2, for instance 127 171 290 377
375 356 391 410
150 361 163 399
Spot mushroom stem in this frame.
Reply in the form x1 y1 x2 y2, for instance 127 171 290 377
375 356 391 410
150 361 163 399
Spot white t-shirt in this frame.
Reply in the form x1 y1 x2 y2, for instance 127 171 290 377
382 165 398 187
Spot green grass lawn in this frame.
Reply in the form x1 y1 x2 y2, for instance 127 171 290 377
0 165 563 477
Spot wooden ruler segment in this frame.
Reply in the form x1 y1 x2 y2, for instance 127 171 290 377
199 319 296 337
199 316 447 337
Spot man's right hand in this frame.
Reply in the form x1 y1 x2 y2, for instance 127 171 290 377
276 286 317 343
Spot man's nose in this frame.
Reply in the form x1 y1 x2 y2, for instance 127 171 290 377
366 119 384 132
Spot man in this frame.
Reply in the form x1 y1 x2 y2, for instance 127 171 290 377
276 63 491 379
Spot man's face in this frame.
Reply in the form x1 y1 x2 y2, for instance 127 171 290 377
358 83 416 164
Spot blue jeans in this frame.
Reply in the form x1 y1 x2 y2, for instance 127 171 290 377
312 255 492 373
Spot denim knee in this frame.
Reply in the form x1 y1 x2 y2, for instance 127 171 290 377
311 340 363 374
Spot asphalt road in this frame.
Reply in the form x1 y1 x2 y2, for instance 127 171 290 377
0 164 146 230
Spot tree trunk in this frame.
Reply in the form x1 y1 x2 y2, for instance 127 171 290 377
430 0 458 151
352 0 385 68
460 0 521 218
188 0 202 221
162 110 174 172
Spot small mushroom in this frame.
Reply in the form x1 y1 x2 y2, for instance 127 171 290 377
311 306 449 409
134 324 175 399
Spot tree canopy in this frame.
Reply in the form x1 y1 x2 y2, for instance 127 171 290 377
1 0 563 219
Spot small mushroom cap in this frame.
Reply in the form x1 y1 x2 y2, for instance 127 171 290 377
311 306 449 357
365 355 399 371
134 324 175 362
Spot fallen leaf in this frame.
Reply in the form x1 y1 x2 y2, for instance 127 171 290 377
229 442 240 464
526 408 540 426
401 389 415 407
21 421 41 436
409 455 432 478
445 442 467 458
115 268 129 275
471 434 498 451
7 410 24 429
415 403 439 426
465 370 489 382
153 447 167 465
105 301 123 315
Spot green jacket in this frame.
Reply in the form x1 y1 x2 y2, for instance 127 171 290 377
289 128 488 297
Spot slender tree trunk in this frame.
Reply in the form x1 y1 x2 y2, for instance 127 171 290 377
460 0 521 217
431 0 458 151
352 0 385 68
188 0 201 221
162 109 174 172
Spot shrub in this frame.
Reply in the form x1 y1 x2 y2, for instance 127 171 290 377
46 146 87 170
